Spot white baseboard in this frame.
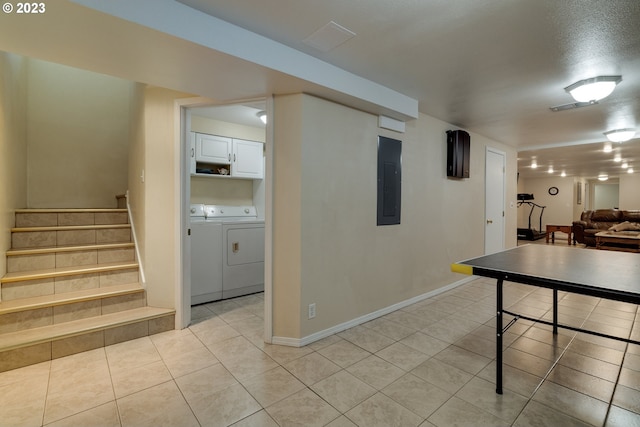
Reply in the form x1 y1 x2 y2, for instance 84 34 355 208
271 275 477 348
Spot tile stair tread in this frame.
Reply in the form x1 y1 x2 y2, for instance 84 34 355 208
6 242 135 256
0 283 144 315
0 306 175 352
1 261 139 284
12 224 130 232
16 208 127 213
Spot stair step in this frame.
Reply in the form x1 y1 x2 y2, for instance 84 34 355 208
1 261 138 284
12 224 130 233
0 282 144 315
6 242 135 257
16 209 127 213
0 306 175 352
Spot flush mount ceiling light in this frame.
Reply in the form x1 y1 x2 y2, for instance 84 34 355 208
598 174 609 181
256 111 267 124
565 75 622 103
604 128 636 143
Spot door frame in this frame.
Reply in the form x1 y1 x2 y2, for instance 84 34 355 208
174 96 273 344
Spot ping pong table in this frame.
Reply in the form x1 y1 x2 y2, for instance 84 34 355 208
451 244 640 394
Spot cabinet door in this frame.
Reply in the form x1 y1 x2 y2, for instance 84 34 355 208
195 133 232 164
232 139 264 179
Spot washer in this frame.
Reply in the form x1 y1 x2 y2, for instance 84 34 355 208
206 205 265 299
190 204 223 304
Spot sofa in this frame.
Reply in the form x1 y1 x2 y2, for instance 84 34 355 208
572 209 640 246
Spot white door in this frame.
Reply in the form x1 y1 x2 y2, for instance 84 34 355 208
485 148 505 254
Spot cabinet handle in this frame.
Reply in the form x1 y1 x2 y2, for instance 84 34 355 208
232 242 239 253
228 153 231 161
191 148 194 157
234 154 236 162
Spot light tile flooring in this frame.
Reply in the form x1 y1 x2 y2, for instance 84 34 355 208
1 277 640 427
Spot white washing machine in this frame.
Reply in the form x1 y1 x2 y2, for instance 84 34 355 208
190 204 223 304
205 206 265 299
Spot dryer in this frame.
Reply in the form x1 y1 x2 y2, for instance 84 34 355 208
205 205 265 299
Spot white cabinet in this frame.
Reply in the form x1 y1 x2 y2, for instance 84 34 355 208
195 133 232 164
191 132 263 179
232 138 264 179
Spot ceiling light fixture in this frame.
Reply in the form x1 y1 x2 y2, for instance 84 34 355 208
565 75 622 103
561 171 566 177
547 167 554 174
604 128 636 143
614 154 622 162
603 143 613 153
598 174 609 181
622 162 629 169
531 161 537 169
256 111 267 124
628 168 634 174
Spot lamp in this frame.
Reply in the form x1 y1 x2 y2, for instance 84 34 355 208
256 111 267 124
604 128 636 143
565 76 622 103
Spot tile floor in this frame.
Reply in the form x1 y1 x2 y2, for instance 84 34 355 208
1 277 639 427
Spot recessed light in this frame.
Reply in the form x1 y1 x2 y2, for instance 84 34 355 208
622 162 629 169
598 174 609 181
603 143 613 153
614 154 622 162
628 168 634 174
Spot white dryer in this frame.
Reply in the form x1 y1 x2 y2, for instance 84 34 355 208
206 205 265 299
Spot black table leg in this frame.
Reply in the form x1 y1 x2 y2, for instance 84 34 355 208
496 278 503 394
553 289 558 335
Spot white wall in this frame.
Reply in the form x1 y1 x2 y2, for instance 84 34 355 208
517 176 576 230
26 59 132 208
593 182 620 209
0 52 28 280
618 174 640 209
272 94 517 340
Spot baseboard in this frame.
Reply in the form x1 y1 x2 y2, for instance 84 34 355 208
270 275 477 348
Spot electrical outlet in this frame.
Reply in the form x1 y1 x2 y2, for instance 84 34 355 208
308 303 316 319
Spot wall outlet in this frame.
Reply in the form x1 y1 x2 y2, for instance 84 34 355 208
308 303 316 319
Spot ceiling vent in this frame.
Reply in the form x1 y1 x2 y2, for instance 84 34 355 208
302 21 356 52
549 101 597 112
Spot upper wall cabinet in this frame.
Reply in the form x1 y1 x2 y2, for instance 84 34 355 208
190 132 264 180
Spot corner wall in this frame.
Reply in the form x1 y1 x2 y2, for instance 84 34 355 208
25 59 132 208
272 94 517 341
0 52 28 280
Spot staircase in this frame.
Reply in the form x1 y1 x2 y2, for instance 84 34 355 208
0 208 175 372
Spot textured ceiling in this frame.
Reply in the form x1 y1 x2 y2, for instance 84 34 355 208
178 0 640 179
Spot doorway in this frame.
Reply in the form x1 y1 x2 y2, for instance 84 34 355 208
485 147 506 254
177 97 272 343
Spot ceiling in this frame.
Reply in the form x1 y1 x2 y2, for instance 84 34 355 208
176 0 640 180
1 1 639 180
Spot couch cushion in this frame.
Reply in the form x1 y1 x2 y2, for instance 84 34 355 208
590 209 623 222
621 210 640 223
